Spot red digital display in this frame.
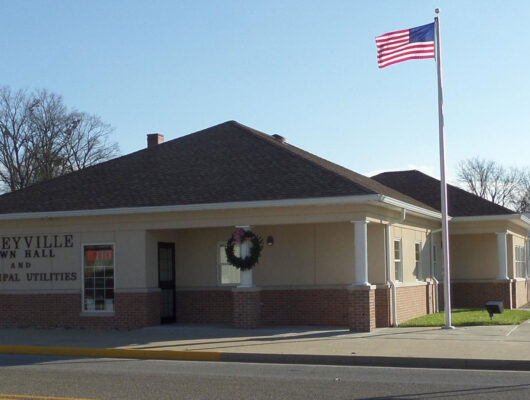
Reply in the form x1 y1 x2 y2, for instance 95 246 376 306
85 248 113 262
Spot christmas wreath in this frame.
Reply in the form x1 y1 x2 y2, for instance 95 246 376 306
225 228 263 271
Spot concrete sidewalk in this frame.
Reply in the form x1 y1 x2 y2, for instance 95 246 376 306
1 320 530 370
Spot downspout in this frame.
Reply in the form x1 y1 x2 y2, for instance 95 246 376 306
385 208 406 327
430 228 442 313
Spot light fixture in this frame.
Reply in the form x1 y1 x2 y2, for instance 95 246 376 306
485 301 504 320
266 236 274 246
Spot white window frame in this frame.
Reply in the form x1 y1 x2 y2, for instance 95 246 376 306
217 242 241 286
515 244 526 278
415 241 422 280
393 239 403 282
81 242 115 314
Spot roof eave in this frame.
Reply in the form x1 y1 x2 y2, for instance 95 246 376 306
0 195 382 221
0 194 443 222
379 196 442 220
451 214 530 230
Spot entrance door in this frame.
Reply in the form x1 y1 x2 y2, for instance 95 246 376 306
158 242 176 324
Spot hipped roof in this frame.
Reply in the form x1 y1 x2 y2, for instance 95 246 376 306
0 121 435 215
371 170 515 217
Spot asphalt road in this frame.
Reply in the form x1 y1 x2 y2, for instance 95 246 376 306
0 355 529 399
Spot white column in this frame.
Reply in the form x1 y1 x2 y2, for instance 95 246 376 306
237 225 253 288
496 232 509 280
352 220 369 286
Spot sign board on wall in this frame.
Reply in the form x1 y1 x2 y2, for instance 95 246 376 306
0 234 78 286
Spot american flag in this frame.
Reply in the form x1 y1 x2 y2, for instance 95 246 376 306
376 23 435 69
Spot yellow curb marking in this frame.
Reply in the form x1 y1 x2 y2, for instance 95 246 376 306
0 394 98 400
0 345 221 362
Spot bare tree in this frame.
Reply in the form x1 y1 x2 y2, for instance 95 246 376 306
518 171 530 213
0 87 119 192
457 157 527 211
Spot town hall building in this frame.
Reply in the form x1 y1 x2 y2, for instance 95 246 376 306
0 121 528 331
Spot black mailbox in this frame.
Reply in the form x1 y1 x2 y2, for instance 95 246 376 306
485 301 504 319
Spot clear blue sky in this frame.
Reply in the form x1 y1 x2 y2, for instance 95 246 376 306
2 0 528 181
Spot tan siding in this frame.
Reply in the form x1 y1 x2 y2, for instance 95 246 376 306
367 223 386 284
314 223 354 285
450 233 498 280
391 225 429 283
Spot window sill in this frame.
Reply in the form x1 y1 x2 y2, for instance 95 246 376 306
80 311 115 317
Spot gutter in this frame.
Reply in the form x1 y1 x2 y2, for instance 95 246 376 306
451 214 530 229
380 196 441 220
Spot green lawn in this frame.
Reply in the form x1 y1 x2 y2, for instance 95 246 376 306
400 308 530 327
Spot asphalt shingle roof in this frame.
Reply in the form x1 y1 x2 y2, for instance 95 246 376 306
371 170 515 217
0 121 436 215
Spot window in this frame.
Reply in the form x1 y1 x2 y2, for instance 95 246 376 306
415 241 422 280
83 244 114 312
218 243 240 285
515 245 526 278
393 239 402 282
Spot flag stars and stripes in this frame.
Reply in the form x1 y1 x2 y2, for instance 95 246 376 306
376 23 435 68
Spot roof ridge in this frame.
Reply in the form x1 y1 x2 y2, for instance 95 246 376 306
378 170 515 214
230 122 437 211
372 169 515 216
229 121 376 194
0 121 240 200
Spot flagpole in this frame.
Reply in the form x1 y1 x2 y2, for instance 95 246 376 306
435 8 454 329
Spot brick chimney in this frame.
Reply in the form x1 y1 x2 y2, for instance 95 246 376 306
147 133 164 148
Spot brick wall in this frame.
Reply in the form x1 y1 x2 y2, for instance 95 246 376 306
175 290 233 324
260 289 350 327
176 288 375 330
439 281 512 310
426 282 436 314
233 289 261 328
374 287 391 328
513 280 528 308
395 284 434 324
0 291 160 329
348 289 375 332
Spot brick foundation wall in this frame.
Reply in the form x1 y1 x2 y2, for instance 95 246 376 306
374 287 391 328
175 290 233 324
395 284 433 324
348 289 375 332
513 280 528 308
0 291 160 329
260 289 350 327
439 281 512 310
233 289 261 329
426 282 436 314
175 288 375 330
